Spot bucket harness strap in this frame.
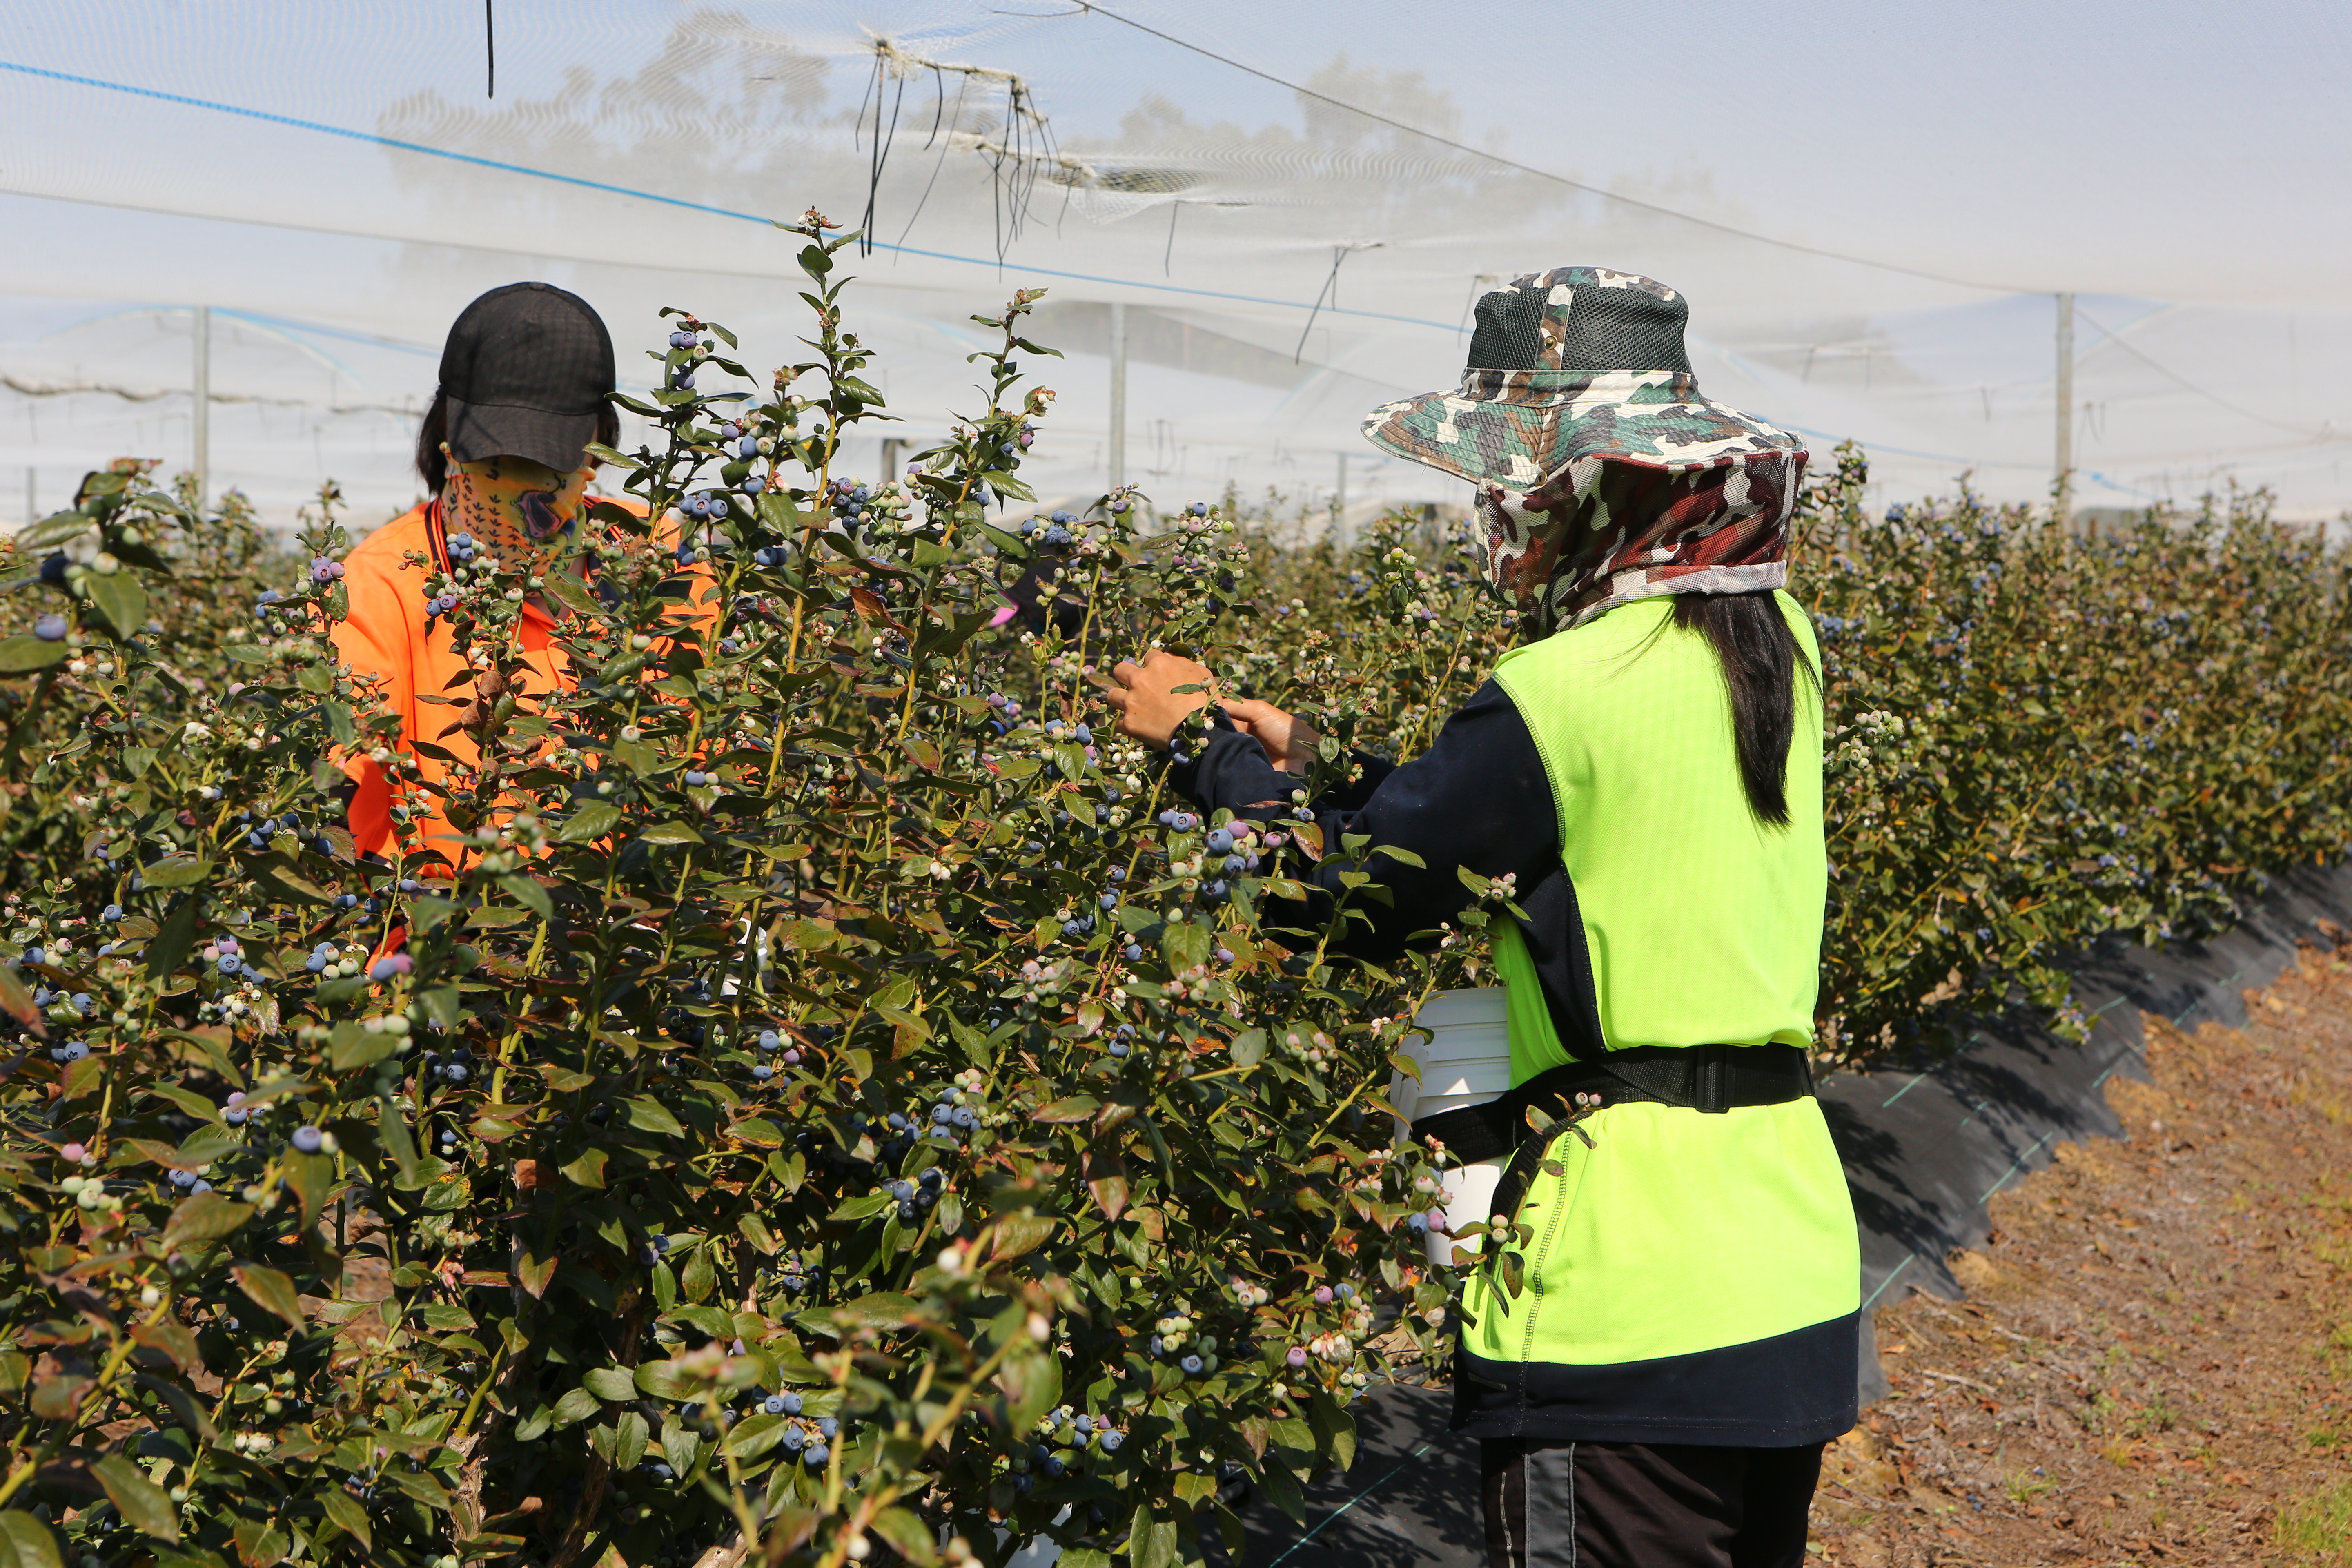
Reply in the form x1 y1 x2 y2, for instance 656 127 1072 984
1409 1043 1817 1166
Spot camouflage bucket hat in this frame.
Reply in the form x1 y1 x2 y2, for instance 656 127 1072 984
1361 268 1805 500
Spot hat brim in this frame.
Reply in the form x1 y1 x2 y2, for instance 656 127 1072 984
1361 369 1804 492
445 396 604 477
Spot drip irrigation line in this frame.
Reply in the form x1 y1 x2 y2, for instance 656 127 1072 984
1264 1440 1435 1568
0 60 1471 334
484 0 495 100
1065 2 2037 296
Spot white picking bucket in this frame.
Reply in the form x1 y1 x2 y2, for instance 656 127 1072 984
1391 987 1513 1267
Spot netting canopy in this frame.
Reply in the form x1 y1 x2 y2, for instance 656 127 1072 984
5 0 2350 529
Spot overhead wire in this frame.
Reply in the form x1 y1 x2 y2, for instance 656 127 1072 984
2071 304 2336 442
1065 1 2040 296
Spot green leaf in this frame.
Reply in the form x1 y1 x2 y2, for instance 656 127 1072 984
0 1509 64 1568
559 801 623 842
639 820 704 845
560 1147 609 1188
550 1385 602 1429
1132 1515 1180 1568
231 1263 306 1330
319 1489 372 1551
84 569 148 641
141 855 211 889
162 1192 254 1251
1228 1028 1266 1067
92 1454 179 1543
724 1412 786 1461
624 1097 684 1137
582 1366 638 1402
1033 1094 1100 1123
17 510 92 550
0 636 69 674
145 895 200 982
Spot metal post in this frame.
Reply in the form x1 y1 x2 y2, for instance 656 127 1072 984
1107 302 1127 490
1334 451 1348 549
2054 292 2074 520
192 305 212 503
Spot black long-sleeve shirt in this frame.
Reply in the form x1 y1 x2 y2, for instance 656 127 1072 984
1165 683 1606 1060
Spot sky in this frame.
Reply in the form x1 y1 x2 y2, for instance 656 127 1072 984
2 0 2348 526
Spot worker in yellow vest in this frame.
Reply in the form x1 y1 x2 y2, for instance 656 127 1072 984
1109 268 1856 1568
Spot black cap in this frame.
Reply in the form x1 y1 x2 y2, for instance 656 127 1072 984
437 282 615 474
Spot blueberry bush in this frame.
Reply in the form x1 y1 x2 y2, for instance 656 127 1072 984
1798 451 2352 1059
0 218 1472 1568
0 214 2345 1568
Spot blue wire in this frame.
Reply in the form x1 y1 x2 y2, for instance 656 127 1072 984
0 58 1463 336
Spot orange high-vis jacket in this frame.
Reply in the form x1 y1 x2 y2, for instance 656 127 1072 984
330 495 714 867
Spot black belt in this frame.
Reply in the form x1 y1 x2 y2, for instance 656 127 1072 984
1410 1044 1816 1165
1414 1044 1817 1247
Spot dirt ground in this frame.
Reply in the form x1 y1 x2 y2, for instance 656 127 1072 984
1809 942 2352 1567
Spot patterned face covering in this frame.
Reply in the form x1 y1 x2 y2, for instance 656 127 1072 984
439 450 591 571
1472 451 1804 641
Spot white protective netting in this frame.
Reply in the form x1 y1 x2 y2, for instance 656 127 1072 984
2 0 2350 530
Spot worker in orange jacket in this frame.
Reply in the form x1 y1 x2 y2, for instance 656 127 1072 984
333 282 708 869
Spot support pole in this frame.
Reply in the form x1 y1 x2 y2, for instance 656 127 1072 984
1334 451 1348 549
1107 301 1127 491
2054 292 2074 520
192 305 212 505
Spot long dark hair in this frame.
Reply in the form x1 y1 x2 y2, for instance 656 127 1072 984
414 390 619 492
1670 593 1819 829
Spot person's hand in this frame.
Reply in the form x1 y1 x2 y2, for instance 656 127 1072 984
1104 650 1216 748
1221 697 1319 775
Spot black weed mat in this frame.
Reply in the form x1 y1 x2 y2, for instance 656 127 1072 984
1216 860 2352 1567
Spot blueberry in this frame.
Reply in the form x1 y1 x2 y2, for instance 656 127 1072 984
218 955 239 974
1181 1355 1202 1374
291 1126 323 1154
951 1108 976 1129
1205 829 1233 855
1109 1040 1131 1058
805 1443 830 1467
1073 1415 1093 1434
931 1105 953 1125
783 1426 806 1450
1124 943 1143 962
32 614 67 642
759 1030 780 1051
102 905 121 922
753 1064 774 1080
1100 1431 1123 1453
764 1394 787 1415
443 1063 468 1082
784 1392 803 1414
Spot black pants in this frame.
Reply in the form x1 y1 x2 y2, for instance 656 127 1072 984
1481 1439 1822 1568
